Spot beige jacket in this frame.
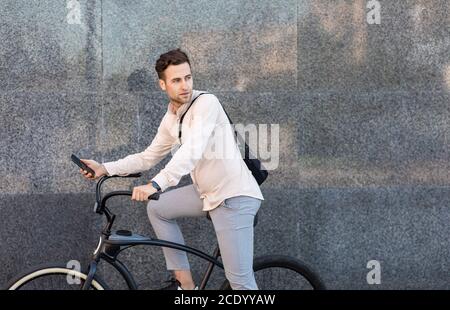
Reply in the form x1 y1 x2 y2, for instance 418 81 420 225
103 90 264 211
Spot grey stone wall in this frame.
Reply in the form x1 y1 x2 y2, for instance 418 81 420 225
0 0 449 289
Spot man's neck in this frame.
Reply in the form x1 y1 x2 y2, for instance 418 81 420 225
169 91 195 114
171 101 184 114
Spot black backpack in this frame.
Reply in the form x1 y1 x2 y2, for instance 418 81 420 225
179 93 268 185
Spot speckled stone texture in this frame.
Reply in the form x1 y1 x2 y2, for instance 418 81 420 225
0 0 449 289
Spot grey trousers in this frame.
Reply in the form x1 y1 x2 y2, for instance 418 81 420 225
146 184 261 290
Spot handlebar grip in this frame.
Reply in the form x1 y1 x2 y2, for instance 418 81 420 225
148 192 160 200
116 173 142 178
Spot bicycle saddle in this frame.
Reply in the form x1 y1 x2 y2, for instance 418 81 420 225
108 230 151 243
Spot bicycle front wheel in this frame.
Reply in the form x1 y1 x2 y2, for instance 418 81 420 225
220 255 325 290
6 263 108 290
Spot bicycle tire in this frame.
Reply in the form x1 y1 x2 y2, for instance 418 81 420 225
5 263 109 290
219 255 326 290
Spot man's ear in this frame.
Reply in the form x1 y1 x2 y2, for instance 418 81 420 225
159 79 166 91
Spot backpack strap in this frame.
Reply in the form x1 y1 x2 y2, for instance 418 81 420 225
178 92 209 142
178 92 247 156
218 104 250 157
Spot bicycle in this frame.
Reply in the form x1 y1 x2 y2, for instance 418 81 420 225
6 173 326 290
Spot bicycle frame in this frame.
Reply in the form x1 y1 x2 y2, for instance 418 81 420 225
81 174 225 290
82 232 224 290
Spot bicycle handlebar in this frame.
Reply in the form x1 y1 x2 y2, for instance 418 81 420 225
94 173 160 215
111 173 143 178
98 190 160 213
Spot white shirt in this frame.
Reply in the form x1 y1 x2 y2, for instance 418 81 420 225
103 90 264 211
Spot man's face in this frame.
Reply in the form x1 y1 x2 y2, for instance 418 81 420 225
159 62 193 106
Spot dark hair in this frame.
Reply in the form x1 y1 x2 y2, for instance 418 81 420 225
155 49 191 80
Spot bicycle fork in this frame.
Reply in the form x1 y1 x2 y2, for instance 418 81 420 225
81 261 99 290
81 235 105 290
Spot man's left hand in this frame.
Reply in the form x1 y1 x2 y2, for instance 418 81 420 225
131 183 158 202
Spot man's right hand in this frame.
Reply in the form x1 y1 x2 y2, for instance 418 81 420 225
79 159 108 180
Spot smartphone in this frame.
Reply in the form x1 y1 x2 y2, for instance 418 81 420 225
71 154 96 177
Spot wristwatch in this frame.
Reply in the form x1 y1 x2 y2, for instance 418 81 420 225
151 180 161 192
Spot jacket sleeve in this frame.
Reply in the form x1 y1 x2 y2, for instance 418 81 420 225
102 115 175 176
152 95 220 191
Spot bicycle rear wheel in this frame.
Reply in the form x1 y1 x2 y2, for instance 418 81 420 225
220 255 325 290
6 263 108 290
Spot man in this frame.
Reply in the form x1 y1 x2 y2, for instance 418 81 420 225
79 49 264 290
